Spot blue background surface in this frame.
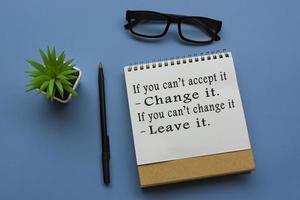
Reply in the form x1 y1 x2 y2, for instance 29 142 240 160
0 0 299 199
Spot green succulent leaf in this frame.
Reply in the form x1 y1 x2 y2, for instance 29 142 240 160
25 70 42 77
60 69 77 76
57 51 65 65
46 85 51 98
26 59 45 72
26 84 37 92
55 80 64 98
48 79 55 97
61 65 74 72
47 47 55 66
39 49 49 65
51 47 56 62
64 84 78 96
47 47 52 60
63 58 74 66
52 87 57 101
65 75 78 80
60 79 72 86
57 74 68 80
36 80 50 94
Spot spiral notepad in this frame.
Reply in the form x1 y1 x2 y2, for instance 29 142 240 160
124 50 255 187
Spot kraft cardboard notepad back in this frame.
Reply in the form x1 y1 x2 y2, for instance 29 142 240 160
124 51 255 187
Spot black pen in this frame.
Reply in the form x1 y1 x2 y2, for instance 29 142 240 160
98 63 110 185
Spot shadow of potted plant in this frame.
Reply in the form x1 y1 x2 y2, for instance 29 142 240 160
25 47 81 103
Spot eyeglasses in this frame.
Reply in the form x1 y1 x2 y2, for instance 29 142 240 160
124 10 222 44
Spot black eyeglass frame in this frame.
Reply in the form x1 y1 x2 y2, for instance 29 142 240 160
124 10 222 44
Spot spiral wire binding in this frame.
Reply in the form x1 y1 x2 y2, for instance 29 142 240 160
126 49 230 72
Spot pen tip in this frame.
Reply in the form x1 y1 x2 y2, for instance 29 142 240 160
99 63 103 69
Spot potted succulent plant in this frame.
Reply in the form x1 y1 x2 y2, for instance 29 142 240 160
25 47 81 103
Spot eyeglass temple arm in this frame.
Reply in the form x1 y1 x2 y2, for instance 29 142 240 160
124 11 195 28
183 19 221 41
124 13 171 29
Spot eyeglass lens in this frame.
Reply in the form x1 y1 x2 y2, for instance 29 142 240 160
131 13 168 37
180 18 212 42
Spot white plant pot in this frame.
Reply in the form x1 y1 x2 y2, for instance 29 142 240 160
41 67 82 103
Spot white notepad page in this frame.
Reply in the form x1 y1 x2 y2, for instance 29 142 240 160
124 52 251 165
